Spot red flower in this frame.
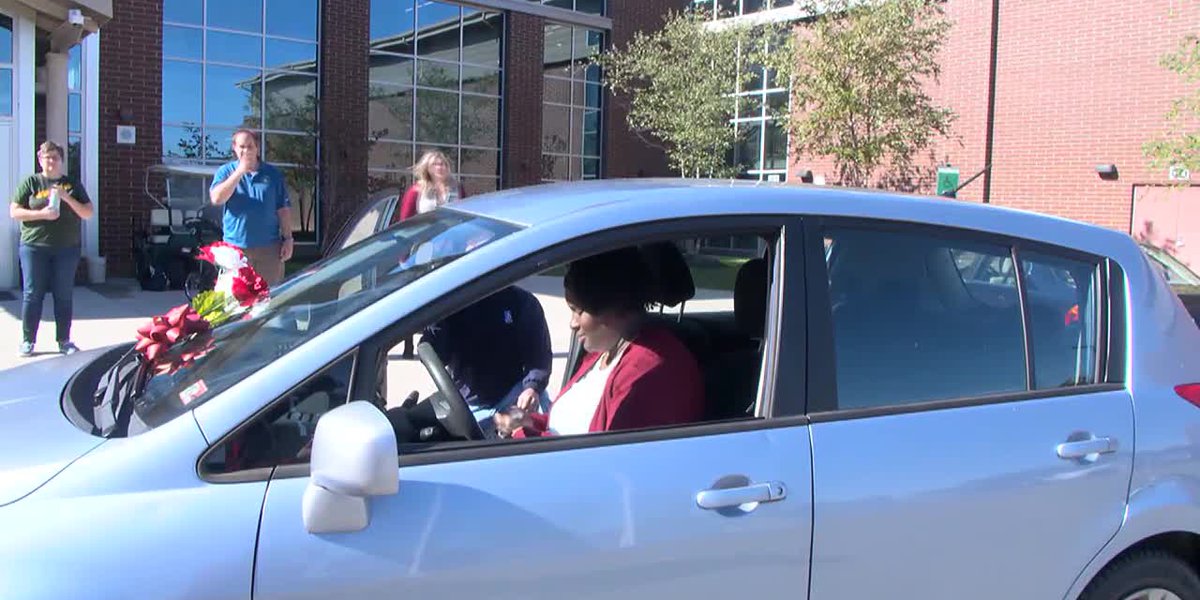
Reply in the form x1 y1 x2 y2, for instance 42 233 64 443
135 304 211 363
196 241 247 271
229 266 270 306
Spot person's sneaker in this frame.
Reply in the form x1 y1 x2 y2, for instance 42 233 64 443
18 341 33 357
58 341 80 355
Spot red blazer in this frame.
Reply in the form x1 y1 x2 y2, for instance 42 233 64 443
397 183 467 222
516 324 706 437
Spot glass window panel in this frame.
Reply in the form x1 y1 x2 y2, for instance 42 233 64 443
460 148 498 176
576 0 604 14
743 0 766 13
460 12 501 67
543 77 570 105
207 0 264 33
0 69 11 117
67 136 82 180
266 39 317 72
583 157 600 179
827 230 1026 410
542 104 569 153
164 25 203 60
369 140 414 172
584 63 601 84
266 0 317 40
416 2 460 60
582 110 600 156
545 0 572 8
370 0 416 49
164 0 203 25
369 53 414 85
717 0 739 16
735 122 762 171
415 88 459 145
266 132 315 165
461 95 499 148
0 15 10 64
569 108 584 155
416 59 458 90
368 83 414 141
163 125 215 160
541 154 568 180
205 64 262 128
461 177 497 195
772 0 795 7
208 31 263 67
738 94 763 119
584 82 602 109
265 74 317 132
68 93 81 133
764 120 787 170
368 169 412 194
1021 252 1100 389
461 65 500 95
163 60 203 124
68 45 82 90
767 90 788 115
543 24 570 67
204 129 236 160
573 28 602 60
279 167 318 240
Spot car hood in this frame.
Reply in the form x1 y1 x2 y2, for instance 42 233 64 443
0 354 106 507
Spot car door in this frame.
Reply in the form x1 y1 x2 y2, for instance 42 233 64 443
250 222 815 600
806 219 1133 599
326 193 400 258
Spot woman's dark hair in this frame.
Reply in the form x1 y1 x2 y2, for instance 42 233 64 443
564 247 654 315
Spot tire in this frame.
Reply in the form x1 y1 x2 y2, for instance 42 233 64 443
1081 550 1200 600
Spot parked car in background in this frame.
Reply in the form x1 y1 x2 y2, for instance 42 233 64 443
3 180 1200 600
1142 243 1200 326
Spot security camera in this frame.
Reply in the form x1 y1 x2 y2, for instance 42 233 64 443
67 9 84 27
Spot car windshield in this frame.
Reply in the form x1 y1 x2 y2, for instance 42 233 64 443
131 209 520 431
1141 244 1200 286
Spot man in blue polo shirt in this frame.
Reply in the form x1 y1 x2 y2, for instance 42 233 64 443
208 129 293 284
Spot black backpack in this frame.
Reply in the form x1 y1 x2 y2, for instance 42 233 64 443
93 349 151 437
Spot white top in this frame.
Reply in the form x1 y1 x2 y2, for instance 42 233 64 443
418 185 459 214
548 353 622 436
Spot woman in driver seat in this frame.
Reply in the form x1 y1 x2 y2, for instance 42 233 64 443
494 247 705 438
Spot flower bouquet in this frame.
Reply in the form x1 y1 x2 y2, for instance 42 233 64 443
134 242 270 375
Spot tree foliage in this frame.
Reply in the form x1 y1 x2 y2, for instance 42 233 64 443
594 9 780 178
1145 34 1200 174
768 0 955 187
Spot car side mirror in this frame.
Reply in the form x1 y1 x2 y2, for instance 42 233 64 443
302 401 398 534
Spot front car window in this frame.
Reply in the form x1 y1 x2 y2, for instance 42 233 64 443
132 209 520 431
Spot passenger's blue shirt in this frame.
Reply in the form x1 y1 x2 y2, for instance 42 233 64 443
210 161 291 249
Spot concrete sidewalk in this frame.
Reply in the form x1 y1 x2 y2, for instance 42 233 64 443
0 276 734 400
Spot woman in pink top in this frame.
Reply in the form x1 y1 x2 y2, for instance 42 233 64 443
494 248 706 438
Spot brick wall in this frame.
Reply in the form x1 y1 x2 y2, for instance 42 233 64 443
502 12 545 188
318 0 370 254
788 0 1200 233
98 0 163 277
603 0 689 178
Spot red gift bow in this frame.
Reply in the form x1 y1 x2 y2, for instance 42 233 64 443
135 304 211 363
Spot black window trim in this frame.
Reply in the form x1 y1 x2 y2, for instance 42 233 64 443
215 214 808 483
804 215 1124 419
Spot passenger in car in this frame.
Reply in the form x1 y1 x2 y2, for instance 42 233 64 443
494 248 706 438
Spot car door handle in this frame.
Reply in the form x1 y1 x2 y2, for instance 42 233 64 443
696 482 787 510
1056 436 1118 459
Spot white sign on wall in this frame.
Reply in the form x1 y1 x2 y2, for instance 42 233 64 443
1169 165 1191 182
116 125 136 145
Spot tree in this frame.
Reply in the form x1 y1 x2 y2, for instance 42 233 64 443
768 0 955 187
1145 34 1200 175
593 9 781 178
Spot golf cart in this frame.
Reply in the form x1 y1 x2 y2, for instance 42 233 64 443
133 163 224 296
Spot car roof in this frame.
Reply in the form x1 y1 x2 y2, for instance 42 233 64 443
455 178 1135 261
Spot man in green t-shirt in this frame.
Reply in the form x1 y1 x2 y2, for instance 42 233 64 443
9 140 94 357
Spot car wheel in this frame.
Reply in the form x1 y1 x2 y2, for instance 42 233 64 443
1081 550 1200 600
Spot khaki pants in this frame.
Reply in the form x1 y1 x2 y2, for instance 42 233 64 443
242 243 285 286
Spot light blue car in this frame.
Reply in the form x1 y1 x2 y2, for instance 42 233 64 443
3 179 1200 600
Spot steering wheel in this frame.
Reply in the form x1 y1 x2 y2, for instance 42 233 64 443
415 341 484 441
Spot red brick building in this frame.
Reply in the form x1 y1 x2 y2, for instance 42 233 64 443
3 0 1197 284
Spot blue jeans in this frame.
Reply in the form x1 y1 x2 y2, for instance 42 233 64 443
470 381 552 438
19 244 80 344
